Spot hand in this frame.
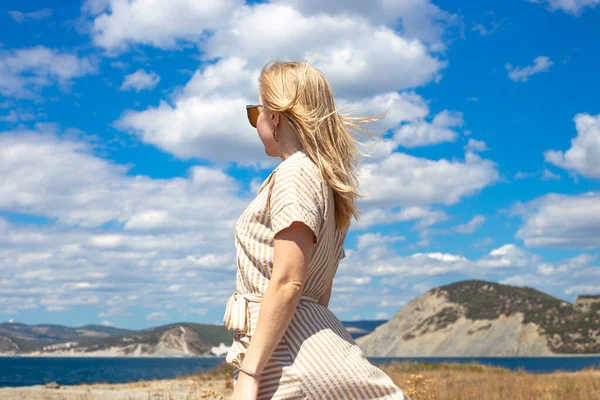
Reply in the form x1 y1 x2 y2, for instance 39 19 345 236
231 370 259 400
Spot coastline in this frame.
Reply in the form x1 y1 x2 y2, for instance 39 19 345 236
1 360 598 400
3 352 600 358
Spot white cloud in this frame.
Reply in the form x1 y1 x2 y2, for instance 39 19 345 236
337 91 430 134
8 8 52 23
115 57 263 163
86 0 460 55
84 0 241 51
505 56 554 82
120 69 160 92
544 113 600 179
515 192 600 248
0 46 96 98
455 215 486 234
501 253 599 299
464 138 488 152
356 232 405 251
0 127 272 318
273 0 462 50
358 151 499 207
527 0 600 15
515 169 561 181
353 206 448 232
394 110 463 148
0 127 249 231
203 4 446 99
41 294 100 312
146 311 168 321
111 1 454 163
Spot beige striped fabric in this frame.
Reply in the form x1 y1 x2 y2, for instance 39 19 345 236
224 148 410 399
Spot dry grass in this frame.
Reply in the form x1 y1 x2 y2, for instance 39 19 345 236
381 360 600 400
3 361 598 399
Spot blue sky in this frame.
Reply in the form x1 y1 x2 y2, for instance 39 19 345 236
1 0 599 330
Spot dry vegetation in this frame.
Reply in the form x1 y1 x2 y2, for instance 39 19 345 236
1 360 598 399
383 360 600 400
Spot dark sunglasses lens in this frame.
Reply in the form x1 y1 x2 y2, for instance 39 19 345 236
248 107 258 128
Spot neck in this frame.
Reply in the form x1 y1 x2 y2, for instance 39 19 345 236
275 116 304 161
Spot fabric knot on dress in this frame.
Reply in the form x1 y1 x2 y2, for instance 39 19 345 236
223 291 320 368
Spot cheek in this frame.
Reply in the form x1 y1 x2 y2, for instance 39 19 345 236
256 115 270 140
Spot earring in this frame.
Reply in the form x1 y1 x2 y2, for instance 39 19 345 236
272 126 279 142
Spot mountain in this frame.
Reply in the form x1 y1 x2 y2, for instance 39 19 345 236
0 322 234 357
4 280 598 357
356 280 600 356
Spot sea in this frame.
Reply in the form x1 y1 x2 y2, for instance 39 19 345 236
1 356 599 388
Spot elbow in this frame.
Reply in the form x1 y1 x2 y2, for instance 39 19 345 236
273 279 305 293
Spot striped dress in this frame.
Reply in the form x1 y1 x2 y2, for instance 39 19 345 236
223 148 410 400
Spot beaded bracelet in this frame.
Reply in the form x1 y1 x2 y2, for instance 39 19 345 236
239 367 261 380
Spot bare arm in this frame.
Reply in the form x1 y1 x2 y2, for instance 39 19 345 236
318 280 332 308
239 221 315 376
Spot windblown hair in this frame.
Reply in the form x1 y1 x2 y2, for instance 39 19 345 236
258 55 387 233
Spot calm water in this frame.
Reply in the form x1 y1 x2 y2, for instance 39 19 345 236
1 356 599 388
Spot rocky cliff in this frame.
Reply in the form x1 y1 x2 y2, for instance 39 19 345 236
357 280 600 356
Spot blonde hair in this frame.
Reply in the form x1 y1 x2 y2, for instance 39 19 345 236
259 55 387 233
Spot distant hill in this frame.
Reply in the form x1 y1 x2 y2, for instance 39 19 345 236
3 280 597 357
0 322 234 357
357 280 600 356
0 319 379 356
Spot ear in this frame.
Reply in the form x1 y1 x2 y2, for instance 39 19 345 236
271 111 280 128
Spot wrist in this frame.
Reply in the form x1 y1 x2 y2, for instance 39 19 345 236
239 366 261 380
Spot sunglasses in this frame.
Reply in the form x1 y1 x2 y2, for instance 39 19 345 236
246 104 263 128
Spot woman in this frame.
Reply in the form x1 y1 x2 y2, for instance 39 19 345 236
223 57 411 400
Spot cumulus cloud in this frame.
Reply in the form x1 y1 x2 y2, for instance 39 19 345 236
501 253 599 299
394 110 463 148
464 138 488 152
0 126 292 316
544 113 600 178
515 192 600 248
273 0 462 50
111 1 455 163
120 69 160 92
0 46 96 98
203 4 445 99
114 53 436 165
0 127 250 231
358 151 499 207
115 57 264 163
361 244 537 278
83 0 241 51
356 232 405 251
527 0 600 15
505 56 554 82
85 0 460 54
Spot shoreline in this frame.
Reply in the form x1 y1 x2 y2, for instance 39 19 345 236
0 361 598 400
3 353 600 358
